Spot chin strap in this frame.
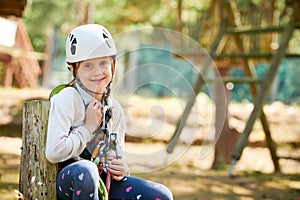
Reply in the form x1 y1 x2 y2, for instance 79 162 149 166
75 78 105 95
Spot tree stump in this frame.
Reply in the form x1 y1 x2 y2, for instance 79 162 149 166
19 100 57 199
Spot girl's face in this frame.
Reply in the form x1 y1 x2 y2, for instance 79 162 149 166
76 57 113 95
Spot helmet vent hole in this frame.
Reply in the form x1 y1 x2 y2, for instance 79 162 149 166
102 32 109 39
69 35 77 55
71 45 76 55
102 30 112 48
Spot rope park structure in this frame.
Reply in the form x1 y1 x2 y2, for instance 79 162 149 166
1 0 299 177
166 0 300 176
0 0 44 88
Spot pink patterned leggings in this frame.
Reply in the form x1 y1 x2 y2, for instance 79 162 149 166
56 160 173 200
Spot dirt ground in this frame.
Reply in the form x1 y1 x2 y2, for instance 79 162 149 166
0 88 300 200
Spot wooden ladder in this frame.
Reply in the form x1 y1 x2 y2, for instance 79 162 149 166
167 0 298 176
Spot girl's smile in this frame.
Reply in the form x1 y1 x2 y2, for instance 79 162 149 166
90 76 106 82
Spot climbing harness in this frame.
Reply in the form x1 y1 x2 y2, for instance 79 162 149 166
90 93 123 194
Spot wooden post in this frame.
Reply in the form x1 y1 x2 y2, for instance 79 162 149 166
212 68 240 168
19 100 57 200
2 59 15 87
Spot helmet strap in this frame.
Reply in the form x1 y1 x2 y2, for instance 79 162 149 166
101 81 113 129
75 78 105 95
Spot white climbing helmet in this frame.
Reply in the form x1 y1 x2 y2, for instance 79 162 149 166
66 24 117 63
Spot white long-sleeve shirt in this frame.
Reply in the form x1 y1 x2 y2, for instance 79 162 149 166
45 83 125 164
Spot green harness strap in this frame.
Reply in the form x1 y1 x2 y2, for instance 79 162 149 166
98 175 108 200
49 84 72 99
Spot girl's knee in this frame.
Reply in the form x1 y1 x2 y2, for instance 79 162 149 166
157 183 173 200
70 160 99 184
164 186 173 200
76 160 98 174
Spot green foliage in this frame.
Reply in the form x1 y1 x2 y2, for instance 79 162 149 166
22 0 212 52
94 0 168 30
289 30 300 54
21 0 300 104
23 0 76 51
23 0 179 52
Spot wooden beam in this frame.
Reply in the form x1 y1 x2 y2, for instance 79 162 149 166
0 0 26 8
0 0 27 17
214 52 300 59
0 54 12 62
206 77 261 83
225 26 283 34
0 46 47 60
2 60 15 87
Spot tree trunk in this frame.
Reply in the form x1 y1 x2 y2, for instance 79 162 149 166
19 100 57 200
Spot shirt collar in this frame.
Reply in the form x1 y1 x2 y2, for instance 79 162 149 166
74 82 93 106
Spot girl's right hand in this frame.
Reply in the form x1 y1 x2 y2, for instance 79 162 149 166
84 99 103 133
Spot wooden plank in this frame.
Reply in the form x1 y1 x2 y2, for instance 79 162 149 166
0 0 26 7
214 52 300 59
0 0 27 17
2 60 15 87
19 100 57 200
0 8 23 17
206 77 261 83
0 46 47 60
0 54 12 62
225 26 283 34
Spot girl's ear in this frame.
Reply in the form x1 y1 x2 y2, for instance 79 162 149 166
68 65 73 72
68 62 79 78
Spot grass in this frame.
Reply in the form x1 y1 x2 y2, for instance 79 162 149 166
1 152 300 200
0 154 20 200
133 165 300 200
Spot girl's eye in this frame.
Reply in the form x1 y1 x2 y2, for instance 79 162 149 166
100 61 110 66
84 63 93 68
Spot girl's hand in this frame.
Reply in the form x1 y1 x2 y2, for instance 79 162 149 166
107 157 130 181
84 99 102 133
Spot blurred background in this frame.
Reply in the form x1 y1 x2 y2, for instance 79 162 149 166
0 0 300 199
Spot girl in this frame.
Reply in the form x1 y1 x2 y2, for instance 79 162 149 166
45 24 173 200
